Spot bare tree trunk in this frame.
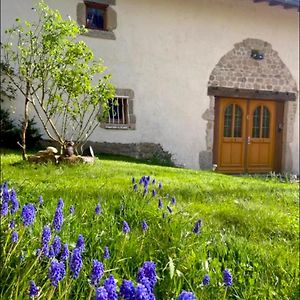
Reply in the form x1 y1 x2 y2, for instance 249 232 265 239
21 82 30 160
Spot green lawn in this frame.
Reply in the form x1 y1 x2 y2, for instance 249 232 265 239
1 150 299 299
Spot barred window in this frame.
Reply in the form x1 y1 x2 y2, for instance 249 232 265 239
107 97 129 128
101 89 136 130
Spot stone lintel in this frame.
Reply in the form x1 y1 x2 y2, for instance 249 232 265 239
207 86 296 101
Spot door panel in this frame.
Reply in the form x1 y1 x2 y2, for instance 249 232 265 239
247 100 276 172
217 98 247 172
215 98 278 173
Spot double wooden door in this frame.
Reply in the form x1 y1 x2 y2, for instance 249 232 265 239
214 97 283 173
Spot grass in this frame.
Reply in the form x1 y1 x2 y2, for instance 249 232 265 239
0 150 299 299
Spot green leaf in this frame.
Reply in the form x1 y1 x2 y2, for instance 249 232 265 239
169 256 175 279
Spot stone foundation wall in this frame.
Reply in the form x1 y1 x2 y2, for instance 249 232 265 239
40 140 174 166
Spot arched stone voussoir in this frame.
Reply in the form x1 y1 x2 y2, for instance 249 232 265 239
208 38 298 98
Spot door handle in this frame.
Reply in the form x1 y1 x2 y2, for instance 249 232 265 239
247 136 251 144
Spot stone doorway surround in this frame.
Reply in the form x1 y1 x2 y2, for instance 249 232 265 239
202 38 298 172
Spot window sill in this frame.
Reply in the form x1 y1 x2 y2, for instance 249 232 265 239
82 29 116 40
100 123 135 130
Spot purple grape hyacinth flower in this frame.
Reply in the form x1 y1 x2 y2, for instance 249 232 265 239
135 284 150 300
141 220 148 232
1 201 8 216
57 198 64 209
158 182 162 189
61 244 69 261
21 203 36 226
123 221 130 234
177 291 196 300
42 225 51 246
52 208 63 231
11 231 18 243
223 269 233 286
1 182 10 203
103 246 110 260
90 259 105 286
152 178 156 185
10 188 19 214
151 190 156 197
48 260 65 287
158 198 163 209
95 203 102 215
120 279 135 300
76 234 85 252
132 177 135 184
48 245 55 258
104 274 118 300
38 195 43 205
143 188 148 197
202 274 210 285
133 183 138 191
137 261 157 291
193 219 202 234
69 205 75 214
42 244 49 257
167 206 172 213
95 286 108 300
29 280 39 298
171 196 176 205
52 236 61 256
9 219 15 229
70 248 83 279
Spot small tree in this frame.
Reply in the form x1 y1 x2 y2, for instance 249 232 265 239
1 1 115 159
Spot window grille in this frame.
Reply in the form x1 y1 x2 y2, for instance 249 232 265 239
105 96 130 129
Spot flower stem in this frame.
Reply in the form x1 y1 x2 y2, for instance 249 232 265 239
223 287 228 300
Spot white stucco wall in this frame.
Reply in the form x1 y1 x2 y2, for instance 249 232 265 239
1 0 299 173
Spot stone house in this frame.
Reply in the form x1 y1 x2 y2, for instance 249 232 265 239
1 0 299 174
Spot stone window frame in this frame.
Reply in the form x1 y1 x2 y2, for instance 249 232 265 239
100 88 136 130
77 0 117 40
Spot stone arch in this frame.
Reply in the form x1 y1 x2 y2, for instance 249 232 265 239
200 38 298 172
208 38 298 94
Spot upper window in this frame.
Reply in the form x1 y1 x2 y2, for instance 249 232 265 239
77 1 117 40
85 2 107 31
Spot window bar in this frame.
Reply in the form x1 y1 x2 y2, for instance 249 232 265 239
121 98 125 124
112 102 115 124
117 99 120 124
126 99 130 125
108 100 111 124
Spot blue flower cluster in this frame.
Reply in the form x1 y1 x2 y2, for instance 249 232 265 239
2 181 233 299
21 203 36 226
52 199 64 231
70 248 83 279
223 269 233 286
90 259 105 286
1 183 19 217
48 259 66 287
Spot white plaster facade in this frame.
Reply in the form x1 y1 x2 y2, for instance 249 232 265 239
1 0 299 173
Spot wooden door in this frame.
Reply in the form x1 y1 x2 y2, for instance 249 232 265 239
217 98 247 173
247 100 276 172
214 98 280 173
